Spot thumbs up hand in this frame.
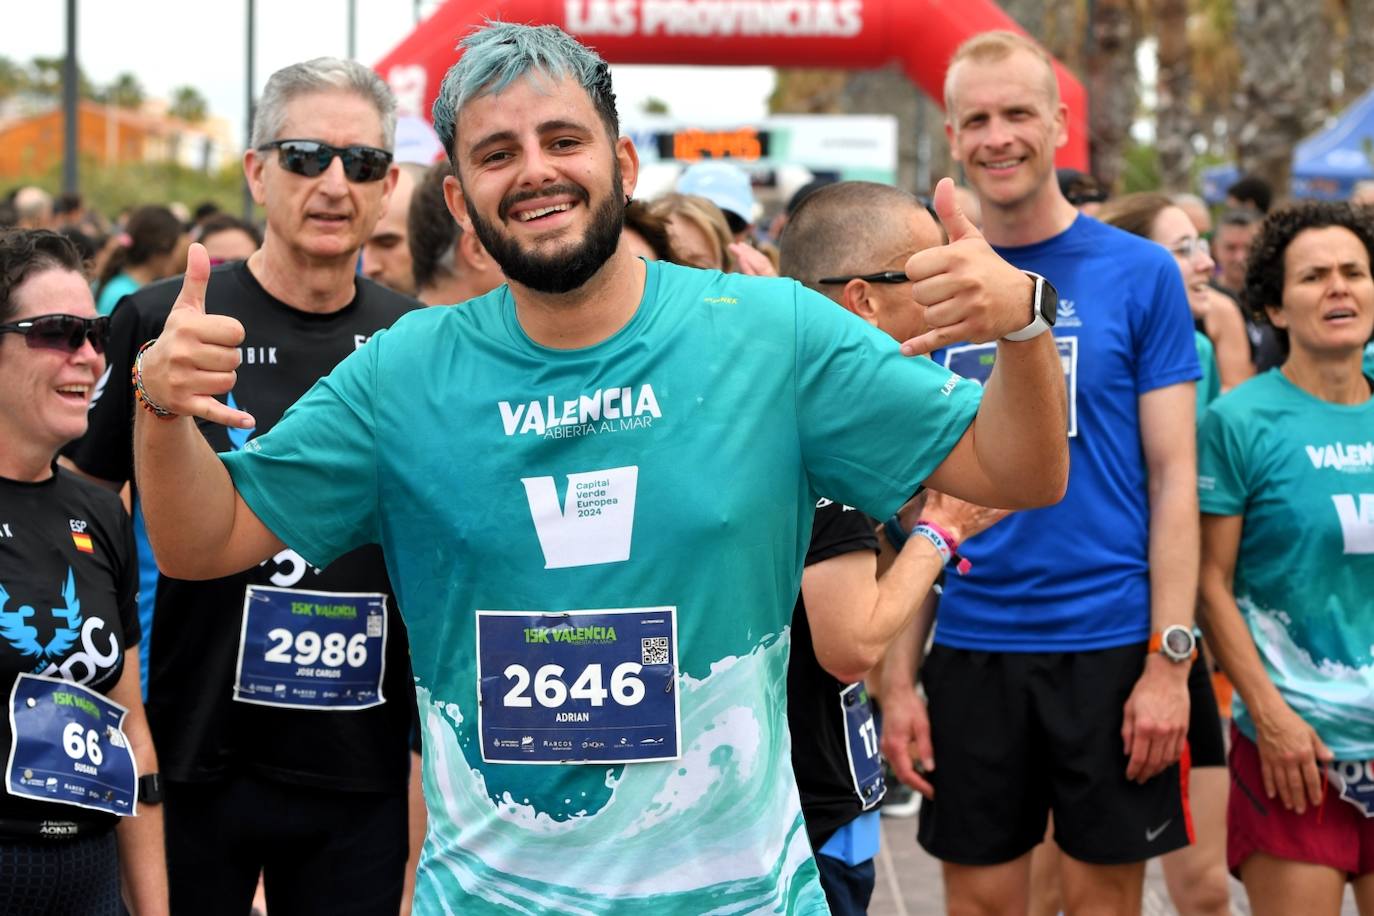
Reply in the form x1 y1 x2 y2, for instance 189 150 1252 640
898 177 1037 357
138 243 255 428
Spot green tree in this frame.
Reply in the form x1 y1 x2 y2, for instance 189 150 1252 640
102 71 145 109
0 56 27 99
27 55 96 100
20 157 249 222
169 85 208 122
27 56 65 95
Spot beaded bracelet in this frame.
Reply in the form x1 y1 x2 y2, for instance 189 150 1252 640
132 339 178 420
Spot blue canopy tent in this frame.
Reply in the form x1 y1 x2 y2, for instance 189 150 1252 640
1201 87 1374 202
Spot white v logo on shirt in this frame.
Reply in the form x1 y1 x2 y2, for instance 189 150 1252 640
522 466 639 569
1331 493 1374 554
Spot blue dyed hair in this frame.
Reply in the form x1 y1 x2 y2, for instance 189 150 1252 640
432 22 619 165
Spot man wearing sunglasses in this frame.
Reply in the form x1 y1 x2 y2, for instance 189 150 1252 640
774 181 1013 915
130 23 1069 915
63 58 422 916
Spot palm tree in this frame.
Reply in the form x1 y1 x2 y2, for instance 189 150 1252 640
0 56 26 100
1232 0 1332 196
1340 0 1374 103
1153 0 1196 191
169 85 208 123
1085 0 1142 191
103 72 145 109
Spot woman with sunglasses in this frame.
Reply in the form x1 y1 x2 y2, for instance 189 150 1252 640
1198 202 1374 915
0 230 167 914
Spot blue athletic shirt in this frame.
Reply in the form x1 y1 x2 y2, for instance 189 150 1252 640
934 216 1200 651
221 260 980 914
1198 369 1374 759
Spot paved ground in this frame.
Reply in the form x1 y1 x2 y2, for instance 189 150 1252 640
868 809 1360 916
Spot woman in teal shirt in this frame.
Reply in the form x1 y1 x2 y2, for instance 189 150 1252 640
1199 202 1374 915
94 205 187 316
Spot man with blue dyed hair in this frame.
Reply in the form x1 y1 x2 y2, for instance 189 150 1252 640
131 22 1070 914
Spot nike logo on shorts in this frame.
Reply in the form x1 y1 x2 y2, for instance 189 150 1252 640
1145 820 1172 842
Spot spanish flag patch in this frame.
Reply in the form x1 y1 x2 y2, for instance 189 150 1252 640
72 532 94 554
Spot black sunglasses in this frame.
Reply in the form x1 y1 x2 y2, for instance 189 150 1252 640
817 271 910 285
258 139 393 182
0 313 110 354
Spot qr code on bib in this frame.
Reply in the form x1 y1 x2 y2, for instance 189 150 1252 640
641 637 669 666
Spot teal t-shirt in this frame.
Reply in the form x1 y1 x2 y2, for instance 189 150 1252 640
1195 331 1220 417
1198 369 1374 758
222 260 980 914
95 272 139 316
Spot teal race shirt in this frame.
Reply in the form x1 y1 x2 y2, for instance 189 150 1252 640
1195 331 1220 417
1198 369 1374 758
222 260 980 914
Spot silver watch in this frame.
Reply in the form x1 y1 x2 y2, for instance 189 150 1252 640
1156 625 1197 663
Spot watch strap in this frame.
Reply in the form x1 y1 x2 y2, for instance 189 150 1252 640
1003 272 1056 342
138 773 164 805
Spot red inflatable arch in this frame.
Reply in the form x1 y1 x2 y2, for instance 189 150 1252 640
375 0 1089 170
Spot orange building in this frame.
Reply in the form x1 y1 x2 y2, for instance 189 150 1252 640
0 100 231 179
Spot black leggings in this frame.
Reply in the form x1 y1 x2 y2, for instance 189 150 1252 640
0 829 125 916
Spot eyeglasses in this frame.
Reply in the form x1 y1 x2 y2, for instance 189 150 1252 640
0 313 110 354
817 271 910 285
1168 237 1211 260
258 139 393 183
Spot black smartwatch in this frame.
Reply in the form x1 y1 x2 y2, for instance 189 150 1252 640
1003 271 1058 341
138 773 164 805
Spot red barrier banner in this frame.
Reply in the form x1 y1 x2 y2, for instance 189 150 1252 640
376 0 1089 169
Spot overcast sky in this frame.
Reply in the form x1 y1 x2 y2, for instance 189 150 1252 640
5 0 776 147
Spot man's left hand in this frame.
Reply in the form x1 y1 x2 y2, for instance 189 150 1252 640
900 177 1035 357
1121 655 1190 783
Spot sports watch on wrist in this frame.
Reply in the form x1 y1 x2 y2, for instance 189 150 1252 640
1003 271 1058 342
138 773 164 805
1149 625 1197 664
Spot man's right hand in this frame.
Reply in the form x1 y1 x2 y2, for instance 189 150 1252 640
140 243 255 429
879 684 936 799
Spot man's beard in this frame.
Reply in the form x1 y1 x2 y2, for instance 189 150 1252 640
466 164 625 295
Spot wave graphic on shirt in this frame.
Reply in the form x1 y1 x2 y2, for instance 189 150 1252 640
412 631 825 915
1235 594 1374 758
225 392 255 451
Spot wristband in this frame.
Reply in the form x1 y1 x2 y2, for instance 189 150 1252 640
132 339 178 420
886 515 971 575
912 519 972 575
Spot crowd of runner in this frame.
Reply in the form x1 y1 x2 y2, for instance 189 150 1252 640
0 20 1371 916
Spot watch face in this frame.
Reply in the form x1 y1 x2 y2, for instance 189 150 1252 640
1037 278 1059 325
1164 627 1194 657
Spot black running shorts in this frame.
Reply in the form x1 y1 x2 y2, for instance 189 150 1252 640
916 642 1193 865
